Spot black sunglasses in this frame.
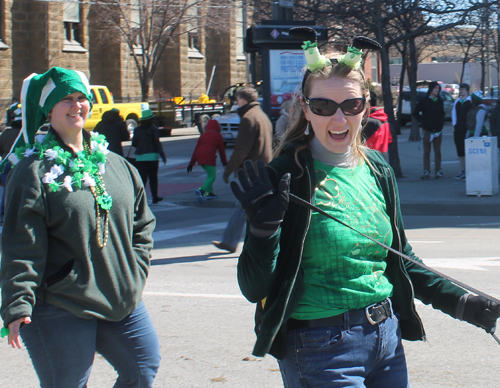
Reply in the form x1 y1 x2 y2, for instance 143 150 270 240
303 96 366 116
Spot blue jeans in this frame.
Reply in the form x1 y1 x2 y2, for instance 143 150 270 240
20 300 161 388
278 311 409 388
221 203 246 249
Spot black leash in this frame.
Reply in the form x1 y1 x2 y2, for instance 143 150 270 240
289 193 500 344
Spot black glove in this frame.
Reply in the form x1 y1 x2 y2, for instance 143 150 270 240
230 160 290 236
187 164 193 173
462 295 500 334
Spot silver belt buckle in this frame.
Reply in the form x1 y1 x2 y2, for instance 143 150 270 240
365 302 378 325
365 299 388 325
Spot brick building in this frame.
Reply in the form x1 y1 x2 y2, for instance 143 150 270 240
0 0 247 115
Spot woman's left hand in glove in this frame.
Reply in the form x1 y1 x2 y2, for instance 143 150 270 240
230 160 290 237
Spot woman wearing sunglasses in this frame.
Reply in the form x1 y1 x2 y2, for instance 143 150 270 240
231 29 500 388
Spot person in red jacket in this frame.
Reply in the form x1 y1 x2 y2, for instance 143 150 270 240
362 90 393 160
187 119 227 203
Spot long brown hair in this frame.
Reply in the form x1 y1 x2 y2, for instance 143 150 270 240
273 56 372 165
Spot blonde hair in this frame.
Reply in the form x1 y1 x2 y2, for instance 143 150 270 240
273 57 372 167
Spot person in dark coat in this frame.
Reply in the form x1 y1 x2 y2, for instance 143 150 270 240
132 109 167 204
412 81 445 179
487 98 500 149
0 103 22 218
187 119 227 203
93 108 130 156
212 86 273 253
451 84 472 179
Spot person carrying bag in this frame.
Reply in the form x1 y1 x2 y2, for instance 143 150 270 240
132 109 166 204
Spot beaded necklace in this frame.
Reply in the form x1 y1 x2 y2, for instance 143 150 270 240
11 131 112 248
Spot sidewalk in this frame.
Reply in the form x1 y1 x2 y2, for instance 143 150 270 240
154 123 500 217
395 123 500 216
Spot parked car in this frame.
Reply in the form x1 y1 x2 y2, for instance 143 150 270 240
483 86 498 109
399 88 454 126
444 83 460 99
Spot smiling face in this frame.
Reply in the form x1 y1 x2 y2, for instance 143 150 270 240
303 76 366 154
50 92 90 136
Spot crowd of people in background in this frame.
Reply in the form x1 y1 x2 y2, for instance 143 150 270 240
2 79 500 215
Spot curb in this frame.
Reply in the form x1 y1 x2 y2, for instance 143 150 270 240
401 201 500 216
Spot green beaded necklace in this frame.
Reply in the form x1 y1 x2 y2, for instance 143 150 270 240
11 131 112 248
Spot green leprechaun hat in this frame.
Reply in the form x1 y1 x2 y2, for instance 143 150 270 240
0 67 92 172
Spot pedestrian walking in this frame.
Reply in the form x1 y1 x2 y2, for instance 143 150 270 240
362 90 392 160
187 119 227 203
230 28 500 387
212 85 273 253
93 108 130 156
413 81 446 179
0 102 22 219
132 109 167 204
0 67 160 387
451 83 472 180
466 91 489 139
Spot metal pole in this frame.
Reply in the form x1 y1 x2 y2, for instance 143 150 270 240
486 5 491 95
206 65 216 95
243 0 251 83
498 3 500 89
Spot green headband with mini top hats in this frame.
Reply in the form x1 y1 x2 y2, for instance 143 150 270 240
289 27 381 93
0 67 92 173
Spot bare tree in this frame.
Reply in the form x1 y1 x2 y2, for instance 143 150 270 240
91 0 236 100
313 0 495 174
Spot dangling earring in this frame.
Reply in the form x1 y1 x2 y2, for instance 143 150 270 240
304 122 310 135
47 113 52 122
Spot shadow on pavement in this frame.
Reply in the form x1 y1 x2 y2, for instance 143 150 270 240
151 252 238 265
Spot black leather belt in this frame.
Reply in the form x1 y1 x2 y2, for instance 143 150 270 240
287 299 392 330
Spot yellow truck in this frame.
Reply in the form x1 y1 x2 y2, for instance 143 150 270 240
85 85 150 136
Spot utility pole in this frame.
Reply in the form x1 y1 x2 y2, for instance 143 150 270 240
498 2 500 91
243 0 251 82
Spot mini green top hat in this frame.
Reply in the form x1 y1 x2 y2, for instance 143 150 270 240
0 67 92 172
289 27 331 72
338 37 382 70
141 109 155 121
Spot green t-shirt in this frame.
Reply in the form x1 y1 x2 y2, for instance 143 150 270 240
291 159 393 320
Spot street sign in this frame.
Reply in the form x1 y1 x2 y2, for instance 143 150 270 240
252 25 327 44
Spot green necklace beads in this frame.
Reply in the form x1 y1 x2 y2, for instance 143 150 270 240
12 131 112 247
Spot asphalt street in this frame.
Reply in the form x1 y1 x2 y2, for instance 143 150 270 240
1 125 500 387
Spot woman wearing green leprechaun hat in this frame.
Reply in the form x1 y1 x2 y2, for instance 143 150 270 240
0 67 160 387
